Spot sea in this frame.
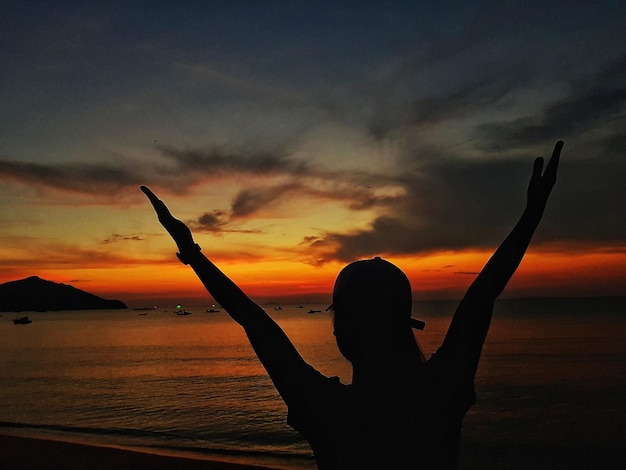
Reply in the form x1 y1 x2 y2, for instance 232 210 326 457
1 298 624 469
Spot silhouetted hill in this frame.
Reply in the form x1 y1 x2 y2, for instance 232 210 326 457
0 276 127 312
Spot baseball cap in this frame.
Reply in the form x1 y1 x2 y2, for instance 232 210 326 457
330 257 425 330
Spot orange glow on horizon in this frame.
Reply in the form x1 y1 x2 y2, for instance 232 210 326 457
3 247 624 308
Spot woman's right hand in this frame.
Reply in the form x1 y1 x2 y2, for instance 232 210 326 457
140 186 196 252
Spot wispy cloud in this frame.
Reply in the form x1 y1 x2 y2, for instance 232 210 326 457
476 54 626 151
0 240 147 270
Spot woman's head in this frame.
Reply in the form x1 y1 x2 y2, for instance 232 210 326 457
332 257 412 314
331 257 414 362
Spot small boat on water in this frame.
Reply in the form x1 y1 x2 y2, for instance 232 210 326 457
13 316 32 325
174 304 191 315
206 308 220 313
308 309 322 314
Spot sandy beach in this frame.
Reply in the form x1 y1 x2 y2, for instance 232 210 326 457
0 433 276 470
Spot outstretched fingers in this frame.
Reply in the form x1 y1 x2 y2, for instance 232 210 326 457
140 185 195 249
532 156 544 181
533 140 562 184
140 185 157 202
140 185 163 209
544 140 563 181
140 186 174 220
527 140 563 210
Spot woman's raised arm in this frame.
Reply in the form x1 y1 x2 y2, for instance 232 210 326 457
140 186 310 401
440 141 563 374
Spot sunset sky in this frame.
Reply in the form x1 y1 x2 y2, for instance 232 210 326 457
1 2 625 307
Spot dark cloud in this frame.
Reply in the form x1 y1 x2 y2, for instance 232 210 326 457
476 55 626 150
189 210 229 232
158 145 304 176
306 147 626 262
231 183 301 217
0 145 301 196
409 64 532 128
102 234 144 244
323 42 539 142
227 175 403 219
0 159 142 194
542 152 626 243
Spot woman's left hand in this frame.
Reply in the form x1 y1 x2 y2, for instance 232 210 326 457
526 140 563 215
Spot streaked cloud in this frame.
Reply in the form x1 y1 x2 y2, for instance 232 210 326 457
0 159 143 194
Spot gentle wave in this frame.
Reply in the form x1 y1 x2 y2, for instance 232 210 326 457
0 420 315 461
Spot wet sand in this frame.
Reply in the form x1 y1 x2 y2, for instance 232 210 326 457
0 433 276 470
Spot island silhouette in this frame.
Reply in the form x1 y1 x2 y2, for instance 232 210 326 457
0 276 127 312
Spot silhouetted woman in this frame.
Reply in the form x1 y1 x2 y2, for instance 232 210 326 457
141 141 563 469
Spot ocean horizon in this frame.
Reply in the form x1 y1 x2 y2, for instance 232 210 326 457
1 297 624 469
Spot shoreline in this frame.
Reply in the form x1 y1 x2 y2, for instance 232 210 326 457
0 433 278 470
2 432 624 470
